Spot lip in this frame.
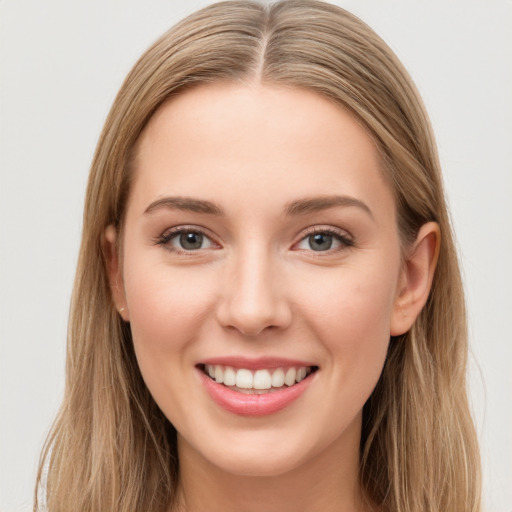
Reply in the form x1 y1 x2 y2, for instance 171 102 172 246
198 356 317 370
196 365 317 417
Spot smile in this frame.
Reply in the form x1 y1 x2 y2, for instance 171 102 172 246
197 362 318 416
202 364 316 394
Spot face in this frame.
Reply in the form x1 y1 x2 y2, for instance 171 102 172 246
109 83 411 478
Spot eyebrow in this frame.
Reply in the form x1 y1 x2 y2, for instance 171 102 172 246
144 194 373 218
284 195 373 218
144 196 224 216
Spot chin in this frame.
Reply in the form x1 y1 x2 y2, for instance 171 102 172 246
180 428 317 478
209 447 307 478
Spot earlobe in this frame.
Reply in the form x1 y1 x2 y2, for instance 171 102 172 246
390 222 440 336
103 225 129 322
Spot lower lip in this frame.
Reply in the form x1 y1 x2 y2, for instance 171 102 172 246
198 369 315 416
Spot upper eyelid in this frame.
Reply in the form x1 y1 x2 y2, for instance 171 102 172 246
296 225 353 242
161 225 216 240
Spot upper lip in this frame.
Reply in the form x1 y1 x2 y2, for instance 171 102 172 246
197 356 317 370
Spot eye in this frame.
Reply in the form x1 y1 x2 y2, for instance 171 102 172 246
157 227 216 253
174 231 209 251
296 229 353 252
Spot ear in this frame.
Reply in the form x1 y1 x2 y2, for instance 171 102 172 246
103 224 130 322
390 222 440 336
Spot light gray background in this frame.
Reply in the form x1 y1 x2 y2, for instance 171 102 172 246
1 1 511 511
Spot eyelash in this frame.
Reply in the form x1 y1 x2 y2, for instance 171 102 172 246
154 226 354 255
155 226 217 254
298 226 355 253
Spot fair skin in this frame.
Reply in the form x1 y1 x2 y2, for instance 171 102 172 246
104 83 439 512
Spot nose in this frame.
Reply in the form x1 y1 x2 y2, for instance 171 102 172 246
215 245 292 337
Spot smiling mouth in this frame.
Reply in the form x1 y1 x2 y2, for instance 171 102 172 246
198 364 319 395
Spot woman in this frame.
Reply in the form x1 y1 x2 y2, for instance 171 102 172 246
35 1 482 511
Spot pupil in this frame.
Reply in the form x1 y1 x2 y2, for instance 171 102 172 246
180 232 203 250
310 233 332 251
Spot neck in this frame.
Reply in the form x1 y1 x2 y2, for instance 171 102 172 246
171 417 369 512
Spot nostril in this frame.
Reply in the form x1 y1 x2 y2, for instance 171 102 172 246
215 279 293 336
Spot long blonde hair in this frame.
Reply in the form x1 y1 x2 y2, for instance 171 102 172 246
35 1 481 511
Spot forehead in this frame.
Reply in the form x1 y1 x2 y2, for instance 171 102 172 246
129 83 394 220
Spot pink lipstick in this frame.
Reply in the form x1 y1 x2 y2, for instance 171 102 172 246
196 358 318 416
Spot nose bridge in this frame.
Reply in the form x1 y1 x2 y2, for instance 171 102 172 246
216 239 291 336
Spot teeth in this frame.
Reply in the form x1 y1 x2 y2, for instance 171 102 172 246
296 367 307 383
235 369 253 389
271 368 285 387
214 365 224 384
228 387 284 395
253 369 272 390
284 368 296 386
223 366 236 386
204 364 313 391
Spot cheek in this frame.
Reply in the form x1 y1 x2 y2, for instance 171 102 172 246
297 263 398 381
122 258 220 427
122 257 217 381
